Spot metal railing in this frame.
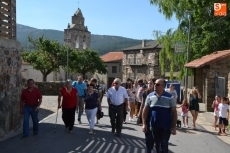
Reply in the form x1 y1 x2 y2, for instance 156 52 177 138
0 0 16 39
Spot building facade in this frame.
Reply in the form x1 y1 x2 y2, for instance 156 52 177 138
93 52 123 89
64 8 91 51
122 40 162 82
0 0 22 140
185 50 230 112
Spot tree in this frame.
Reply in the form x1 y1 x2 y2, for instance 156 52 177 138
69 49 107 79
150 0 230 75
22 36 67 81
153 29 187 79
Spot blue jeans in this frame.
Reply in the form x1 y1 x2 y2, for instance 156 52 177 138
23 105 39 136
151 127 171 153
77 97 84 120
145 125 154 153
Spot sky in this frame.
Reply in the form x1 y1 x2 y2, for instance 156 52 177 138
17 0 179 40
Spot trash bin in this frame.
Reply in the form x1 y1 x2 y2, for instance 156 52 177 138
165 81 181 104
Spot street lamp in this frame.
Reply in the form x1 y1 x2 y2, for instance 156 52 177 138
67 49 69 79
184 13 192 100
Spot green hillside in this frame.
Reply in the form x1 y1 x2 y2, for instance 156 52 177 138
16 24 152 55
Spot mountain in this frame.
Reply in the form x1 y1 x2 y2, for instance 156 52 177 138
16 24 152 55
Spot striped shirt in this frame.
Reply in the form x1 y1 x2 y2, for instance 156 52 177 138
145 91 176 128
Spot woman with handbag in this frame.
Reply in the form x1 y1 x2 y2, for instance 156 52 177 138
84 83 101 134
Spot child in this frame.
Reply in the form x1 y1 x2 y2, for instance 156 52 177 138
218 97 229 136
211 95 221 131
177 99 189 128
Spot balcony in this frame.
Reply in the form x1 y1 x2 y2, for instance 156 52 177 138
123 58 146 65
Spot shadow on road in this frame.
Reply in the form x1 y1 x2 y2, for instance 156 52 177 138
38 108 55 122
0 123 175 153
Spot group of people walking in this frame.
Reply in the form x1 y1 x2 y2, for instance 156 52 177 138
20 76 229 153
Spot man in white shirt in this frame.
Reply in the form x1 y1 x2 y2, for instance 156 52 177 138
106 78 129 137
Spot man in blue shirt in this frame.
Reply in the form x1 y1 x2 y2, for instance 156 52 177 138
142 78 177 153
72 76 87 124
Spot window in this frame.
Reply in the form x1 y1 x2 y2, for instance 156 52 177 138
112 66 117 73
148 53 151 59
83 35 86 49
75 35 79 48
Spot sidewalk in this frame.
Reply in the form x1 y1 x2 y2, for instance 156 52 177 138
0 96 57 142
176 103 230 145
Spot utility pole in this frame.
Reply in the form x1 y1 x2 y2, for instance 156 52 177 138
184 13 192 100
67 49 69 79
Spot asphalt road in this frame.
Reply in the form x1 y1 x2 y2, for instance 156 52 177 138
0 96 230 153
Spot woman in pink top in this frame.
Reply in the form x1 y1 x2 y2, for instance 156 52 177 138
177 99 189 127
212 95 221 130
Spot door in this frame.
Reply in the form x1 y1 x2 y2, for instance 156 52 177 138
215 76 225 98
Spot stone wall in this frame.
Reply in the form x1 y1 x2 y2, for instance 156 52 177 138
0 38 22 139
194 58 230 112
207 58 230 111
122 49 161 81
35 82 65 96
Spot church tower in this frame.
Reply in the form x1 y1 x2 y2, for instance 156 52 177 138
64 8 91 51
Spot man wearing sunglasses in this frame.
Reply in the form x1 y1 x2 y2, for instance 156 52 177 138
106 78 129 137
142 78 177 153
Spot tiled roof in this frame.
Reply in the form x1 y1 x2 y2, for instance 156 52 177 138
101 52 124 62
185 50 230 68
122 40 163 51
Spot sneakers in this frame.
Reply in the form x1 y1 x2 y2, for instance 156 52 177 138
89 129 95 135
129 117 135 122
78 119 82 124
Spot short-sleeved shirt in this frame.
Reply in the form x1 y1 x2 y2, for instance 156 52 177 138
145 91 176 128
182 105 188 114
127 89 135 102
165 89 178 104
106 86 129 106
95 84 102 94
218 103 229 118
72 81 86 97
137 86 145 102
213 100 220 112
21 87 42 106
60 87 78 109
85 92 99 109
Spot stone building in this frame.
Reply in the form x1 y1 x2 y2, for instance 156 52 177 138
94 52 123 89
0 0 22 139
185 50 230 111
64 8 91 51
122 40 163 81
